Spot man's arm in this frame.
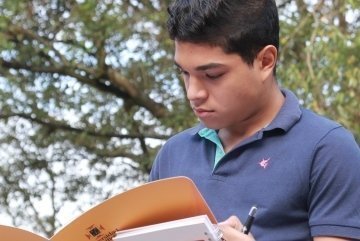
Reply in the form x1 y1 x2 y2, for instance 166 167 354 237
314 237 355 241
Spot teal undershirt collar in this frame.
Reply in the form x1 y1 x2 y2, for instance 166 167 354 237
198 128 225 168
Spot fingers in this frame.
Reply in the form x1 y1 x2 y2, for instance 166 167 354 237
219 225 255 241
218 215 242 231
218 216 255 241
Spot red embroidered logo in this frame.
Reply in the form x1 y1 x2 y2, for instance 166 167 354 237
259 158 270 169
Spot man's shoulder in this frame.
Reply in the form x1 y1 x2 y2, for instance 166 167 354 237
165 124 202 145
300 108 341 129
297 108 357 143
281 89 353 140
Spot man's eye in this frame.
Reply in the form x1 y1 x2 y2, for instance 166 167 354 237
176 68 187 75
205 73 224 79
176 67 182 73
176 68 190 80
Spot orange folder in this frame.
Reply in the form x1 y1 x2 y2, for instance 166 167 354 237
0 225 47 241
1 176 216 241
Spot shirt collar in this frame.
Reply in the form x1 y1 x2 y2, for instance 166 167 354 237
265 89 302 132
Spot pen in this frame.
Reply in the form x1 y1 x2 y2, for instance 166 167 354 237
241 205 257 234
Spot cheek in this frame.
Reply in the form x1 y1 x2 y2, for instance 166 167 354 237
209 71 260 106
220 79 253 101
211 87 244 109
216 84 259 113
231 74 262 100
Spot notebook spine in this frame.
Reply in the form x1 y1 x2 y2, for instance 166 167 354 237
212 224 224 241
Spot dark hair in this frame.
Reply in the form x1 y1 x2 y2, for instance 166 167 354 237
167 0 279 67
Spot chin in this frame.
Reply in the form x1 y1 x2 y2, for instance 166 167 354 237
200 121 224 130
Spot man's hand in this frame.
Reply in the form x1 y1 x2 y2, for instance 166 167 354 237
218 216 255 241
218 216 355 241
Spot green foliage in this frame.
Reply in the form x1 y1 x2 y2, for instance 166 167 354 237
0 0 178 236
278 0 359 141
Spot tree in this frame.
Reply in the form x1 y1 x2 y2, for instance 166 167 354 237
277 0 360 139
0 0 195 236
0 0 358 237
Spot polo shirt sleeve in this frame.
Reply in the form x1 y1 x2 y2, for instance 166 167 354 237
308 126 360 238
149 146 163 181
149 139 173 182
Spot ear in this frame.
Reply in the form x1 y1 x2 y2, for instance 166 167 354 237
256 45 277 79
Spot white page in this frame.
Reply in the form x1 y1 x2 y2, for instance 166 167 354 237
113 215 221 241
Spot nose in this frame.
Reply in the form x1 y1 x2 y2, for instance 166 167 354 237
185 76 207 103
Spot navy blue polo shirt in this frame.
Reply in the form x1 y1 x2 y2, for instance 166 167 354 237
150 89 360 240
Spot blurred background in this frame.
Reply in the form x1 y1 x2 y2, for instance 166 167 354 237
0 0 359 238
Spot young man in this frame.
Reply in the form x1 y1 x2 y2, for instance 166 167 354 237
150 0 360 240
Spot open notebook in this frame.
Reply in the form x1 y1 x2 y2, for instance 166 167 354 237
1 176 218 241
113 215 222 241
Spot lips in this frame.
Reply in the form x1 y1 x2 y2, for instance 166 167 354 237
192 107 214 118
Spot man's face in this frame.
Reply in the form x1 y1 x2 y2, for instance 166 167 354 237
174 41 270 131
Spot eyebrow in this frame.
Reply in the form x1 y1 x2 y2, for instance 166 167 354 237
174 61 226 71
